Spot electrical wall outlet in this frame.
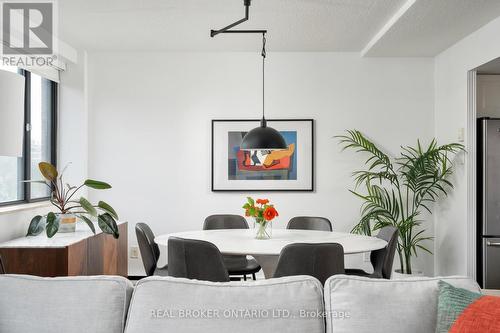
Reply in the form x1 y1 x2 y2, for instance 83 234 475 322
363 252 371 262
130 246 139 259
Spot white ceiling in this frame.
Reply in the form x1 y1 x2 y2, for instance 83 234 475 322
364 0 500 57
58 0 500 56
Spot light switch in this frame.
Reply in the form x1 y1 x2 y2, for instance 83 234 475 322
458 128 465 142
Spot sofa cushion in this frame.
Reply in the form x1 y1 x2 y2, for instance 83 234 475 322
125 275 325 333
436 281 483 332
0 274 133 333
324 275 480 333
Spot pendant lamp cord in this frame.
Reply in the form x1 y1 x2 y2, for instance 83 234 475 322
261 33 266 122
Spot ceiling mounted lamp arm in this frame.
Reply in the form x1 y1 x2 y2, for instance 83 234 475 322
210 0 286 150
210 0 267 37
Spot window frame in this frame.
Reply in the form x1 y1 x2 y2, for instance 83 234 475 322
0 70 58 207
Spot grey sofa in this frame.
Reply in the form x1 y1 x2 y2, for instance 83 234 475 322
0 274 480 333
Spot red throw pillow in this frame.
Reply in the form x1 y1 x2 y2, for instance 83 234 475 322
449 296 500 332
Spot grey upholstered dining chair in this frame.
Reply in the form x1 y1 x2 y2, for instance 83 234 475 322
345 226 398 279
168 237 230 282
273 243 345 285
203 214 261 280
0 255 5 274
287 216 333 232
135 223 169 277
203 214 249 230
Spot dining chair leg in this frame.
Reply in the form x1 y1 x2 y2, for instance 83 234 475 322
252 273 256 280
243 275 247 281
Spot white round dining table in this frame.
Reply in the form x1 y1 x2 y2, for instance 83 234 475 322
155 229 387 278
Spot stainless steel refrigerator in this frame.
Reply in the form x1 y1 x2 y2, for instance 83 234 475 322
478 117 500 289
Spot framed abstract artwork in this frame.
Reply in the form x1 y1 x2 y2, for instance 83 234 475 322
211 119 314 191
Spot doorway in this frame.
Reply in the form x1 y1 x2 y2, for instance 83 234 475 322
468 57 500 288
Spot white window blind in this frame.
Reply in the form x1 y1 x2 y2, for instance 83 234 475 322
20 59 65 83
0 69 25 157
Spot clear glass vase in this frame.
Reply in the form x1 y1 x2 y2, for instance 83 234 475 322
57 213 77 233
254 219 272 240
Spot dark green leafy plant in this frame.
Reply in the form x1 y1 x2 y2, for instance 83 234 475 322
337 130 464 274
25 162 119 238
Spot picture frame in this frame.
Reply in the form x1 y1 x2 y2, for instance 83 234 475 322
211 119 314 192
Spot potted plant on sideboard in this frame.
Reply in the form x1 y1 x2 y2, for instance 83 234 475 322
337 130 463 275
25 162 120 238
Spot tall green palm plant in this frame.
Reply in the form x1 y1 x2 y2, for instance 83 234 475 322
337 130 464 274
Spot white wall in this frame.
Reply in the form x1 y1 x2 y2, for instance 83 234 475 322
86 52 435 275
58 50 89 188
434 16 500 276
477 75 500 117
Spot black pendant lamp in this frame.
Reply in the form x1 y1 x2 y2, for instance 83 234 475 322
211 0 287 151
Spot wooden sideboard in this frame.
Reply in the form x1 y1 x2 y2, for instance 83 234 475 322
0 222 127 277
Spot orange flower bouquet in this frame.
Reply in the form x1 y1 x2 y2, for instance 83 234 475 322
242 197 278 239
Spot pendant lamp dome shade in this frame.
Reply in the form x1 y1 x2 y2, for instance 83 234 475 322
240 119 287 150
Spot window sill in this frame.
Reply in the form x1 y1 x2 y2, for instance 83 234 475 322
0 201 51 215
